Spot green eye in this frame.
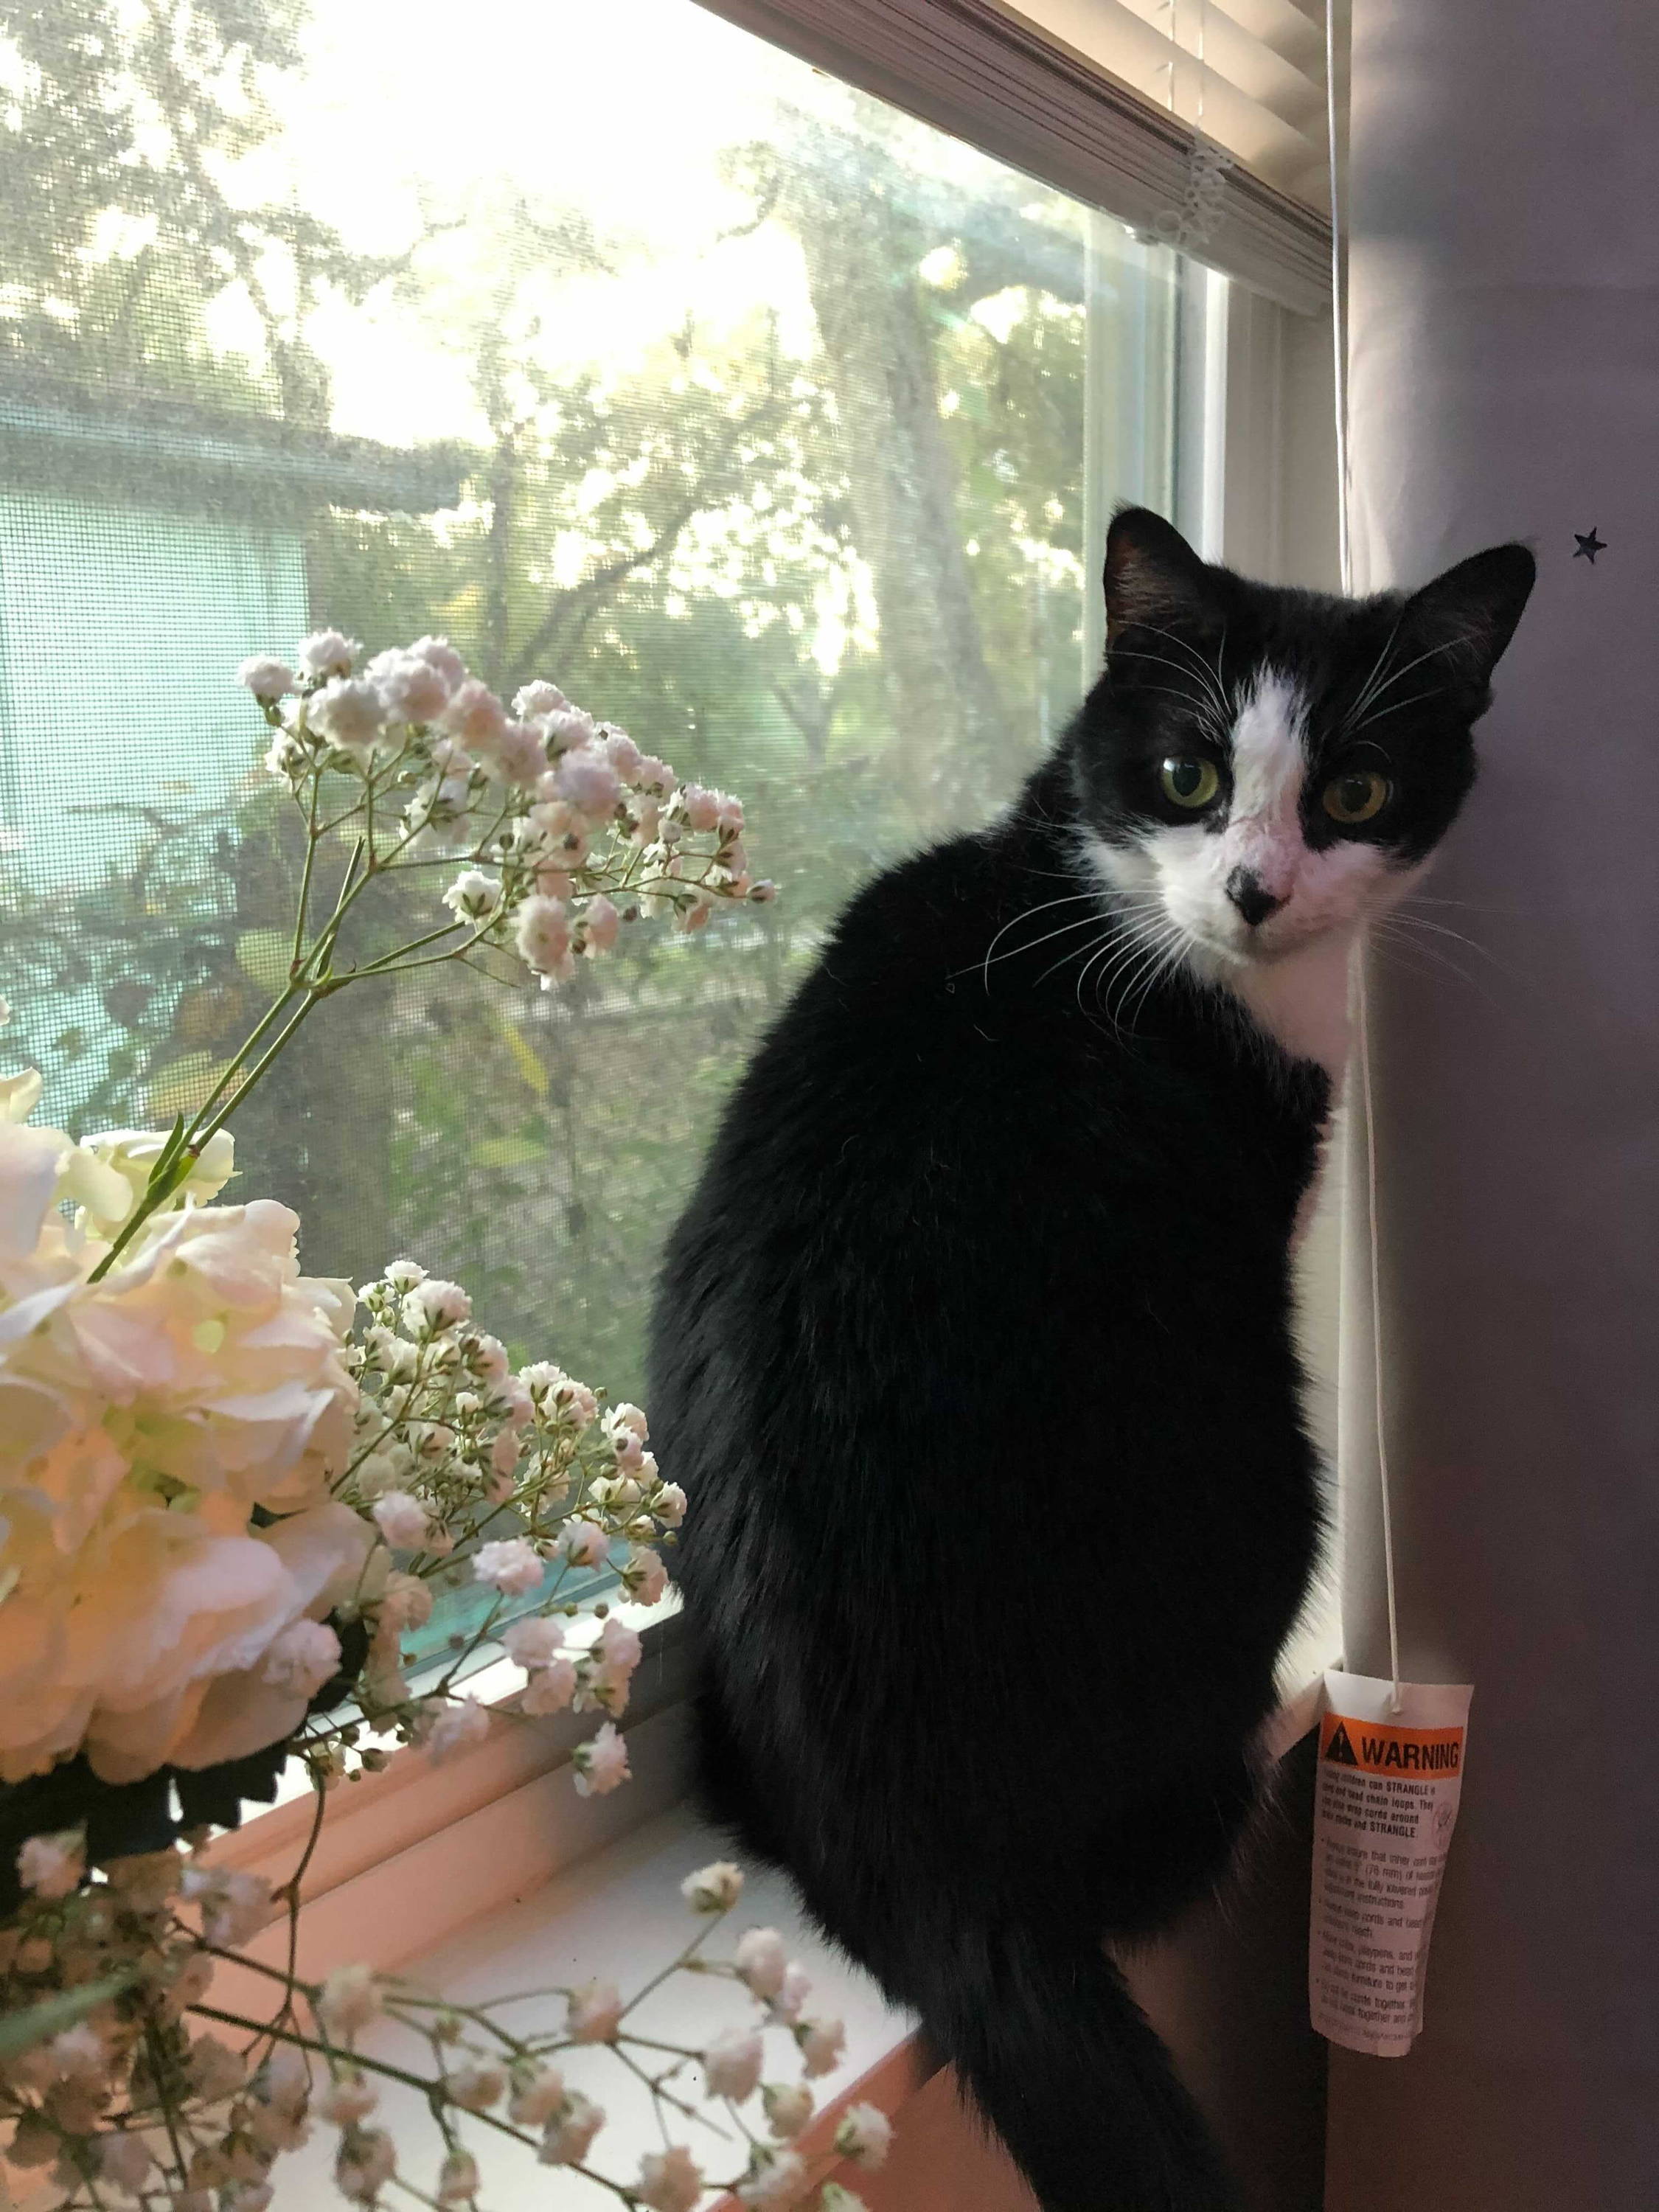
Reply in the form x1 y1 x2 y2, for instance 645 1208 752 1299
1160 757 1220 810
1322 768 1391 824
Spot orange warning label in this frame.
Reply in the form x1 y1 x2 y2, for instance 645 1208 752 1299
1320 1713 1464 1777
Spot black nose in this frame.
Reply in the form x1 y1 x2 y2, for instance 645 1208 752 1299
1225 867 1284 928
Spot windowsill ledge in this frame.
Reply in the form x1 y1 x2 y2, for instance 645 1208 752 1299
248 1652 1329 2208
204 1599 690 1955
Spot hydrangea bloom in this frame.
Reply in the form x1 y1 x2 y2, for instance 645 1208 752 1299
0 1105 364 1784
0 632 834 2212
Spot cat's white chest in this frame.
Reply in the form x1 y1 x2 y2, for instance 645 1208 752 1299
1225 933 1354 1077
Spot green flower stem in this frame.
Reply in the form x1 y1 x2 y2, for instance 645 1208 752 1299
373 933 504 980
612 2042 723 2136
182 2005 680 2205
291 768 323 972
191 990 324 1145
386 2177 445 2211
142 2017 189 2180
187 2004 530 2148
612 1915 724 2016
185 982 305 1134
349 917 469 976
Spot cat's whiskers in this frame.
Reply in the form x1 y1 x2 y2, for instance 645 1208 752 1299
1383 908 1500 965
972 906 1113 989
1394 892 1519 914
964 891 1108 990
1035 906 1155 992
1366 919 1499 1005
1366 932 1500 1012
1339 616 1406 732
1371 909 1520 1001
1088 910 1188 1033
1135 623 1234 728
1346 689 1439 735
1057 899 1165 1009
1108 646 1232 745
1072 929 1133 1019
1120 919 1193 1031
1338 636 1462 737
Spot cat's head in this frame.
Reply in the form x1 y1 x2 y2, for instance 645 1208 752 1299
1072 509 1535 977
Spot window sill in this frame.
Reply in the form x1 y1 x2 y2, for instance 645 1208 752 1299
240 1644 1329 2208
203 1599 689 1958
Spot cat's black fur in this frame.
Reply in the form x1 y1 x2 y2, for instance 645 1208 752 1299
648 511 1534 2211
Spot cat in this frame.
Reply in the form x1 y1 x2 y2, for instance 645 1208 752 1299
648 507 1534 2211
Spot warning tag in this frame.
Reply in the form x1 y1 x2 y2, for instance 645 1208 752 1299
1309 1669 1472 2058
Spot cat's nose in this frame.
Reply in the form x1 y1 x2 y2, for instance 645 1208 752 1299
1225 867 1285 928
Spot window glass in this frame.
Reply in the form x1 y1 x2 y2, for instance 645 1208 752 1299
0 0 1217 1414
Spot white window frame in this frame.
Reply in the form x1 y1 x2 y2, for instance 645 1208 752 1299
198 10 1344 2183
209 279 1341 1919
689 0 1334 314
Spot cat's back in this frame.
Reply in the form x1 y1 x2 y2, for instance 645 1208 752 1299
650 804 1305 1520
661 815 1125 1285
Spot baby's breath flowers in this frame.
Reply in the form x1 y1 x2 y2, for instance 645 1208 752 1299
313 1252 681 1787
86 633 773 1285
0 1853 872 2210
247 631 767 1006
0 635 888 2208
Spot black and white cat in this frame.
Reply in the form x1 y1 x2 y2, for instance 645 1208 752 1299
649 509 1534 2212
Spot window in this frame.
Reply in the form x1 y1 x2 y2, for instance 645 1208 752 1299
1 0 1225 1432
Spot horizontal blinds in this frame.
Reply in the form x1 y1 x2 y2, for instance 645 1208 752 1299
691 0 1334 312
1009 0 1331 208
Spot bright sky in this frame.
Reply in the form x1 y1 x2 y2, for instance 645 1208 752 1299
206 0 1001 449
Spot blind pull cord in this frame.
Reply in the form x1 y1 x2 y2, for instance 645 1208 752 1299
1324 0 1402 1715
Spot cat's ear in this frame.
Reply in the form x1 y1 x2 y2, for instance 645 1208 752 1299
1396 543 1537 700
1104 507 1219 642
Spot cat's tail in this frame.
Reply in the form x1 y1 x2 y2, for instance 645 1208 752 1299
897 1910 1243 2212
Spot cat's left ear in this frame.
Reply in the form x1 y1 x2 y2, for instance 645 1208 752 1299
1103 507 1221 643
1396 543 1537 701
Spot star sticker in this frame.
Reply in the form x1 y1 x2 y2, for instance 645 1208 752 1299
1574 528 1606 563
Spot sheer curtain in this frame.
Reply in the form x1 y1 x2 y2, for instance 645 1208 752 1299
1334 3 1659 2203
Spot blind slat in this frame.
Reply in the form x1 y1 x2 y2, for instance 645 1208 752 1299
1012 0 1329 198
691 0 1333 311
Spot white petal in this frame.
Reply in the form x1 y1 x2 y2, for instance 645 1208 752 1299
0 1124 74 1261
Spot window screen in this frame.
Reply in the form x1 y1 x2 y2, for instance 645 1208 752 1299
0 0 1219 1409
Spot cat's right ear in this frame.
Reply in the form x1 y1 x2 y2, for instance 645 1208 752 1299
1396 542 1537 700
1104 507 1218 643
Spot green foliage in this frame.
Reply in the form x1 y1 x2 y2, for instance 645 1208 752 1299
0 0 1142 1404
0 0 383 411
0 1974 136 2059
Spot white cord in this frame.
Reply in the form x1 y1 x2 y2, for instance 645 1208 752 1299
1325 0 1351 596
1326 0 1402 1711
1355 960 1404 1711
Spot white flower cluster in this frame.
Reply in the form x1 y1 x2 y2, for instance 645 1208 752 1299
0 1849 878 2212
0 624 840 2211
240 632 774 988
325 1258 683 1798
0 1084 366 1787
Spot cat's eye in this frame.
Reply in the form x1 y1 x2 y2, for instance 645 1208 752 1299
1322 768 1391 825
1160 757 1220 810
